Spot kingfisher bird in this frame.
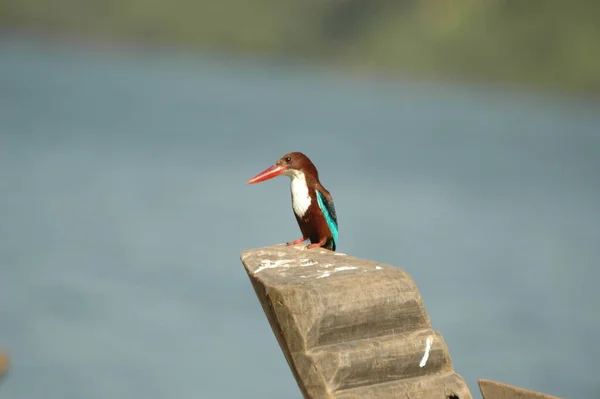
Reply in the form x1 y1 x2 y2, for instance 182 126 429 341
246 152 338 251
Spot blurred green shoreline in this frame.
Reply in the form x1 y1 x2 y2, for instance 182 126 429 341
2 0 599 94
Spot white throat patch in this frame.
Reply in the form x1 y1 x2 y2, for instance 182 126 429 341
285 170 311 218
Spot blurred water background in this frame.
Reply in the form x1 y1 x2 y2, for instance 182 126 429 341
1 1 600 398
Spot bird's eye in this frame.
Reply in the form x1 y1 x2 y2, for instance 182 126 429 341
284 157 292 163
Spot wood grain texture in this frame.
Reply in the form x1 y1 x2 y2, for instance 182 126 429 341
479 379 563 399
241 244 473 399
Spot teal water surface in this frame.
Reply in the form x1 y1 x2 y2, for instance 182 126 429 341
1 38 599 399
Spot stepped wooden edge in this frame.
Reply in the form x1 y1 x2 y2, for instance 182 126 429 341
240 244 472 399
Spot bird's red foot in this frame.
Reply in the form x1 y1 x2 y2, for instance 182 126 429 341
286 237 307 246
306 239 327 249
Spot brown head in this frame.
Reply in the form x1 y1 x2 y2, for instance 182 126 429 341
246 152 319 184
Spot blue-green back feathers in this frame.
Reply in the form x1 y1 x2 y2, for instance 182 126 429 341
316 190 338 250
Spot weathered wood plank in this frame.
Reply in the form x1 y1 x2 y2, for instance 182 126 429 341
337 372 473 399
241 244 473 399
0 349 8 383
479 379 564 399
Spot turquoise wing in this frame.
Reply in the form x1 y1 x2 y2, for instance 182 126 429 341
316 190 338 250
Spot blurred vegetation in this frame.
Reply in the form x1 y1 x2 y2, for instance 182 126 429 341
1 0 599 93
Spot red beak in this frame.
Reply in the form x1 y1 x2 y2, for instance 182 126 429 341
246 164 285 184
